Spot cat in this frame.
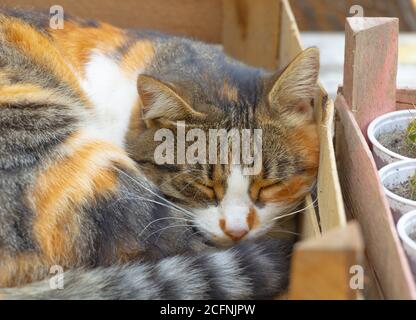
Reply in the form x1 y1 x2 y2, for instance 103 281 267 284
0 8 319 299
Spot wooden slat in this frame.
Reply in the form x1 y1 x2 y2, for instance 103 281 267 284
278 0 303 69
316 90 347 232
343 17 399 136
1 0 223 43
335 93 416 299
396 87 416 110
298 194 321 240
289 221 364 300
279 1 346 233
222 0 280 70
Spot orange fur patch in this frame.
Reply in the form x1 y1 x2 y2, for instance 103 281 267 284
255 124 319 204
0 252 47 287
194 182 216 200
51 21 126 77
31 137 127 265
212 165 225 201
259 174 315 204
219 218 226 233
1 16 88 105
120 40 155 74
0 85 76 108
289 123 320 168
0 84 43 100
247 207 259 229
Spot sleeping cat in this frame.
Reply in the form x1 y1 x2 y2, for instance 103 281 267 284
0 9 319 299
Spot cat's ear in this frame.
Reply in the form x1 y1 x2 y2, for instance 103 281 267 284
137 75 205 123
268 47 319 116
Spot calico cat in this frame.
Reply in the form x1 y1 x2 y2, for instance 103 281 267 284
0 9 319 299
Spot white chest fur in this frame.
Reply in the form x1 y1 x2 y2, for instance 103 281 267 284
80 52 139 148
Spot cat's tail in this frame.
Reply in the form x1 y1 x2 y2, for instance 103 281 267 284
0 238 292 300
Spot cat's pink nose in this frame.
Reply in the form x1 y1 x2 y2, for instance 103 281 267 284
219 219 249 241
226 228 248 241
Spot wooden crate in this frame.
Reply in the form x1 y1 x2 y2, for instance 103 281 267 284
2 0 357 299
336 17 416 299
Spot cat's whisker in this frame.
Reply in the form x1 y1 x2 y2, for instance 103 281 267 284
114 167 197 218
272 197 318 222
159 171 191 187
139 216 193 237
110 194 195 218
173 227 203 247
144 224 196 243
268 229 301 236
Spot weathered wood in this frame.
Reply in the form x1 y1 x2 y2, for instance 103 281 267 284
298 194 321 240
278 0 303 69
278 0 346 234
1 0 223 43
222 0 280 70
343 17 399 136
362 255 384 300
289 221 364 300
396 87 416 110
316 89 347 232
335 93 416 299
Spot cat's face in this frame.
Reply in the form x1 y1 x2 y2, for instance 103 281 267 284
129 48 320 246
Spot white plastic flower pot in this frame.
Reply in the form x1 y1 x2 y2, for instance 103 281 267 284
379 160 416 222
368 110 416 169
397 210 416 275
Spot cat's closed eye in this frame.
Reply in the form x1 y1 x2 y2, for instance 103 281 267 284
193 181 217 202
258 183 284 203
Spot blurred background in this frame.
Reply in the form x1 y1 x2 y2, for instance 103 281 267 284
290 0 416 97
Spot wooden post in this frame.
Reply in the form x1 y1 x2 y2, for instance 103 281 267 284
343 17 399 136
289 221 364 300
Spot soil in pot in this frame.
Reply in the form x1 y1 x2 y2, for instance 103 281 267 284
378 129 416 158
389 181 415 199
388 172 416 201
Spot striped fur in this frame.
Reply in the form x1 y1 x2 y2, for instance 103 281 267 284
2 239 291 300
0 9 319 299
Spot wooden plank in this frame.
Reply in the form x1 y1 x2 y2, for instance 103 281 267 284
1 0 223 43
298 194 321 240
343 17 398 136
222 0 280 70
289 221 364 300
278 0 303 69
316 88 347 232
362 254 384 300
279 1 346 233
335 93 416 299
396 87 416 110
